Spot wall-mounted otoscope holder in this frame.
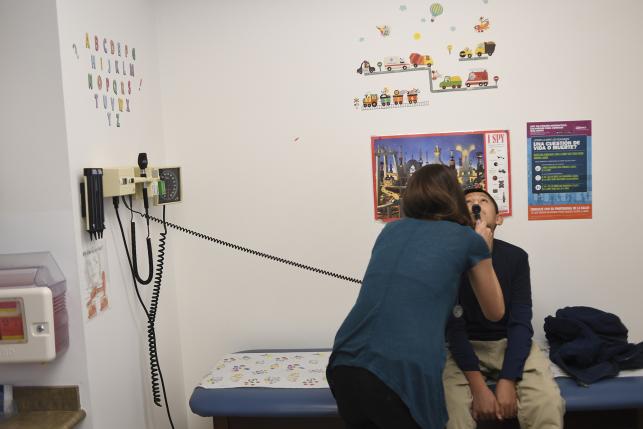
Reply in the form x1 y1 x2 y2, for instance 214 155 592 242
80 163 182 239
100 165 181 205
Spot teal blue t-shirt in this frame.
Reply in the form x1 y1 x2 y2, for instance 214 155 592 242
329 218 490 429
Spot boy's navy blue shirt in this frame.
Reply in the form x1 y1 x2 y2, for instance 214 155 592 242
446 238 533 381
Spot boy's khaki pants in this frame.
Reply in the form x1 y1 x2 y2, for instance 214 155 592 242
443 339 565 429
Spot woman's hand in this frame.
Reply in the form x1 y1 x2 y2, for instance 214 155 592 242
475 219 493 252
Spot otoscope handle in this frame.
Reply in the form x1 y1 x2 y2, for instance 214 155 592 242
472 204 481 220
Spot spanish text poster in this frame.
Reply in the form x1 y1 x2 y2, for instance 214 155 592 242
371 130 511 222
527 120 592 220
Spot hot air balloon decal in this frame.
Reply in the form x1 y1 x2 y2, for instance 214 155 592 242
429 3 443 22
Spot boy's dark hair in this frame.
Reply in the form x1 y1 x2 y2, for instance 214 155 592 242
402 164 472 226
463 187 499 213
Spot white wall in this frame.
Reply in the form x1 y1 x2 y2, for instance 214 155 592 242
154 1 643 428
0 1 93 427
55 0 186 427
4 1 643 429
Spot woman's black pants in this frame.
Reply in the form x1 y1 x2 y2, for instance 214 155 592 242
327 365 422 429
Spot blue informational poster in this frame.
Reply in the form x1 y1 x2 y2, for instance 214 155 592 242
527 120 592 220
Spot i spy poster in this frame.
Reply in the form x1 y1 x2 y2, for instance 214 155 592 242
527 121 592 220
371 130 511 222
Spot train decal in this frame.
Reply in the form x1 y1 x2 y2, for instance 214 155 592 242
360 88 427 110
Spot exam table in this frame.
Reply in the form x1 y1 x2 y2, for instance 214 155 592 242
190 349 643 429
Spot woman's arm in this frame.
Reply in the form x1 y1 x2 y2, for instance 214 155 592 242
468 219 504 321
468 258 504 321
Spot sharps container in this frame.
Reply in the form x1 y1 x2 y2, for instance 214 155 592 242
0 252 69 363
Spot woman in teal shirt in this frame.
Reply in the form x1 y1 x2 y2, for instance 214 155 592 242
327 164 504 429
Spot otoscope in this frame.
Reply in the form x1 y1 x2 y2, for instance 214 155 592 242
472 204 481 221
130 153 154 285
138 153 150 224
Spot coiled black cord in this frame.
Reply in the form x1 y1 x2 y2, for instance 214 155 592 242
147 206 167 405
114 198 175 429
114 198 149 318
116 199 360 429
147 325 161 405
128 196 154 285
137 213 363 285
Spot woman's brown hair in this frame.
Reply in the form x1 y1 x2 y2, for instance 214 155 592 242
401 164 472 226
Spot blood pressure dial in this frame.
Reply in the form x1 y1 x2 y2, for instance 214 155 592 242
158 167 181 204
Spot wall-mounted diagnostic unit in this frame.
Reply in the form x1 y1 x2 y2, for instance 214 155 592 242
80 159 182 240
0 252 69 363
75 153 360 429
100 165 182 204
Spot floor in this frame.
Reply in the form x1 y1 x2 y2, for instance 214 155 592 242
213 409 643 429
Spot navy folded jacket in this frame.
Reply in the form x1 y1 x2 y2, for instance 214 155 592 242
544 306 643 385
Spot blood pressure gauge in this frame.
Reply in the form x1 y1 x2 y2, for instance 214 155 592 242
157 167 181 205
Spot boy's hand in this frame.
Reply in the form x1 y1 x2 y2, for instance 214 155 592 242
470 384 498 421
495 379 518 420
